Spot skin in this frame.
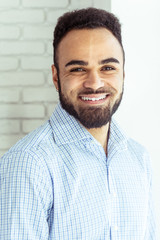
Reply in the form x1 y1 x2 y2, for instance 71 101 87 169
52 28 124 154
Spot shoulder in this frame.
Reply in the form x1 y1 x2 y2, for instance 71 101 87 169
127 137 149 158
0 120 57 182
8 120 53 153
2 120 57 159
127 137 152 179
111 119 150 160
0 124 54 220
111 119 152 177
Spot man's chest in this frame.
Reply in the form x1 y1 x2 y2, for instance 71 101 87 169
49 146 149 239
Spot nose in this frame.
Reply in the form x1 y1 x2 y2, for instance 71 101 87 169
83 71 104 90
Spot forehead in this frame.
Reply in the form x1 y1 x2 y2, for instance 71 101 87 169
57 28 123 65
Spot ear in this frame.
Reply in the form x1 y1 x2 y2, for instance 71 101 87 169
51 65 59 91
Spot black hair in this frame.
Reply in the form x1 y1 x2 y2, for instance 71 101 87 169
53 7 125 70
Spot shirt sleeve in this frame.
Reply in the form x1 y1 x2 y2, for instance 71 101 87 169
0 151 53 240
144 175 157 240
143 149 157 240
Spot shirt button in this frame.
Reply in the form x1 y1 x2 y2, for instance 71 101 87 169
114 226 118 231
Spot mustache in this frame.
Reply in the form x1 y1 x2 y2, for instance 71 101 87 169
78 87 116 95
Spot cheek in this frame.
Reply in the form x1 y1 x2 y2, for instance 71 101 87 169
106 76 123 90
112 73 124 90
61 76 82 94
60 80 77 97
116 82 124 95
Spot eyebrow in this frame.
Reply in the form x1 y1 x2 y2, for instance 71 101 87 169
65 57 120 68
99 58 120 65
65 60 88 67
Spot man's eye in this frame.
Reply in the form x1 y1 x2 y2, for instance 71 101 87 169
101 66 115 71
70 68 85 72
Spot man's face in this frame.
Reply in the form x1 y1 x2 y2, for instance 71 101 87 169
52 28 124 129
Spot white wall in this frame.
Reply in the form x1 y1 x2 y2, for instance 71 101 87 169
0 0 110 157
112 0 160 237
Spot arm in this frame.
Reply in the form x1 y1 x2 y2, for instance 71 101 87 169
0 151 53 240
143 149 157 239
144 176 157 240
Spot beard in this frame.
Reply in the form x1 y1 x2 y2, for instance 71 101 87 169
58 80 123 129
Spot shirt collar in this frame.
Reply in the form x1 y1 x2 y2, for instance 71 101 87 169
108 119 128 159
50 103 128 151
50 103 93 146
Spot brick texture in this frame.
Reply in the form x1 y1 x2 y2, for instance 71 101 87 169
22 0 68 8
0 104 45 118
0 26 20 39
21 56 53 70
0 89 19 103
23 88 58 102
0 0 110 157
0 57 19 71
0 72 45 86
0 120 20 134
0 0 20 7
0 41 45 55
0 10 44 23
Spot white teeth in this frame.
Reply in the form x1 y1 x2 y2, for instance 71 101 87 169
81 95 106 101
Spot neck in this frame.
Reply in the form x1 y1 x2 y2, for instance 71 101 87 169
86 123 110 154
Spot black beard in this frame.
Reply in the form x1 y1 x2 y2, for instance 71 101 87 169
57 80 123 129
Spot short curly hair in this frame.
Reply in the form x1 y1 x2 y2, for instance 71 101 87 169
53 8 125 70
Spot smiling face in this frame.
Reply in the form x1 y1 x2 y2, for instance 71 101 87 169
52 28 124 129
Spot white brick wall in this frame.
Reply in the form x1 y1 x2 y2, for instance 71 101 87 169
0 0 110 157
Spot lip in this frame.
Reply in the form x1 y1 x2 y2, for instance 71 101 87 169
79 93 110 105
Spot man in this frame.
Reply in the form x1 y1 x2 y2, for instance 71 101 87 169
0 8 156 239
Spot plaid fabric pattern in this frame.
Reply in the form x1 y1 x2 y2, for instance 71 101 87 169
0 103 156 239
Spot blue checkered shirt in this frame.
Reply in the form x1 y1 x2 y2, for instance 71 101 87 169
0 103 156 239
